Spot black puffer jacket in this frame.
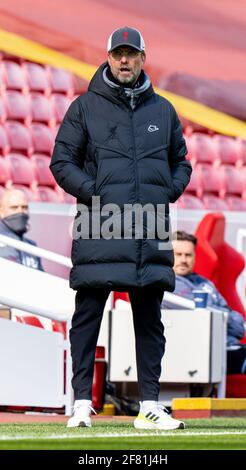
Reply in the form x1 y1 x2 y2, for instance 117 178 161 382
50 63 192 291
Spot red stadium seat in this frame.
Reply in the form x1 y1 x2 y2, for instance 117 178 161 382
31 154 56 187
73 76 88 95
0 95 7 123
113 292 130 307
53 124 60 139
202 195 228 210
30 93 55 126
238 139 246 166
1 60 27 92
195 212 245 314
184 169 200 196
21 316 44 328
0 157 11 185
4 91 31 124
62 191 76 204
219 164 244 198
224 196 246 211
177 194 205 209
11 184 38 201
92 346 107 410
196 163 223 197
213 134 242 166
186 132 216 165
5 154 36 186
51 320 66 338
15 315 24 323
0 53 22 64
195 217 246 398
0 185 5 198
242 167 246 199
226 375 246 398
0 125 10 155
36 186 62 202
46 66 75 96
30 123 54 155
24 62 50 94
50 94 71 123
4 121 33 156
0 66 5 93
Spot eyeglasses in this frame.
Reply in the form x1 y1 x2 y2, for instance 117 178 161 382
110 49 141 60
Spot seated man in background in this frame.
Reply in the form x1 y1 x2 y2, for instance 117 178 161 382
0 188 43 271
162 230 246 375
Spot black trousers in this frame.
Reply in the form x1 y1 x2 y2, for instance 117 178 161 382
70 287 165 401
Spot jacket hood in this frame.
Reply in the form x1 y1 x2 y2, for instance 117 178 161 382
88 62 154 107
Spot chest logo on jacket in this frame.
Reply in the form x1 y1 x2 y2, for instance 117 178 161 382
148 125 159 132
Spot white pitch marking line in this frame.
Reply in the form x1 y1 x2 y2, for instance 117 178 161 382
1 430 246 440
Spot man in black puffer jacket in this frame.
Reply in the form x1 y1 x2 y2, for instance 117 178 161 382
50 26 192 429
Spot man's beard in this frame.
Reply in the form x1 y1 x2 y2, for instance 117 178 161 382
117 74 135 84
114 68 138 85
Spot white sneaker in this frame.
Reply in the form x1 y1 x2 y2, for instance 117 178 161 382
134 403 185 430
67 400 96 428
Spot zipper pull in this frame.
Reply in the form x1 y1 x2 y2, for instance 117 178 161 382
130 91 134 109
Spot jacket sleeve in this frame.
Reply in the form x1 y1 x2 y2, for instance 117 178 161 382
26 239 44 272
168 106 192 203
208 282 245 340
161 275 194 309
227 310 245 341
50 97 96 203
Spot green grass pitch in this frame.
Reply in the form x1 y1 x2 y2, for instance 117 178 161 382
0 418 246 450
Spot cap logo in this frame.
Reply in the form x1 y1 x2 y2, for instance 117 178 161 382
107 27 145 53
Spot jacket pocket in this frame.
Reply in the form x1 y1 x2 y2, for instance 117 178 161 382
76 178 96 206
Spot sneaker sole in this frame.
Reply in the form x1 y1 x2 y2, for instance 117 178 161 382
134 419 185 430
67 420 91 428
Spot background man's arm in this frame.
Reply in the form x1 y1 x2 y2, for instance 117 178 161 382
207 279 245 340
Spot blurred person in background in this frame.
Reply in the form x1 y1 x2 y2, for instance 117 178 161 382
0 188 43 271
50 26 191 429
162 230 246 375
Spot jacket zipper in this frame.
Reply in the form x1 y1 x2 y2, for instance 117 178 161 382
129 111 139 200
129 110 142 285
130 90 135 109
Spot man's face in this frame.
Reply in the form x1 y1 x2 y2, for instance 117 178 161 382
108 47 145 85
173 240 195 276
0 190 29 219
